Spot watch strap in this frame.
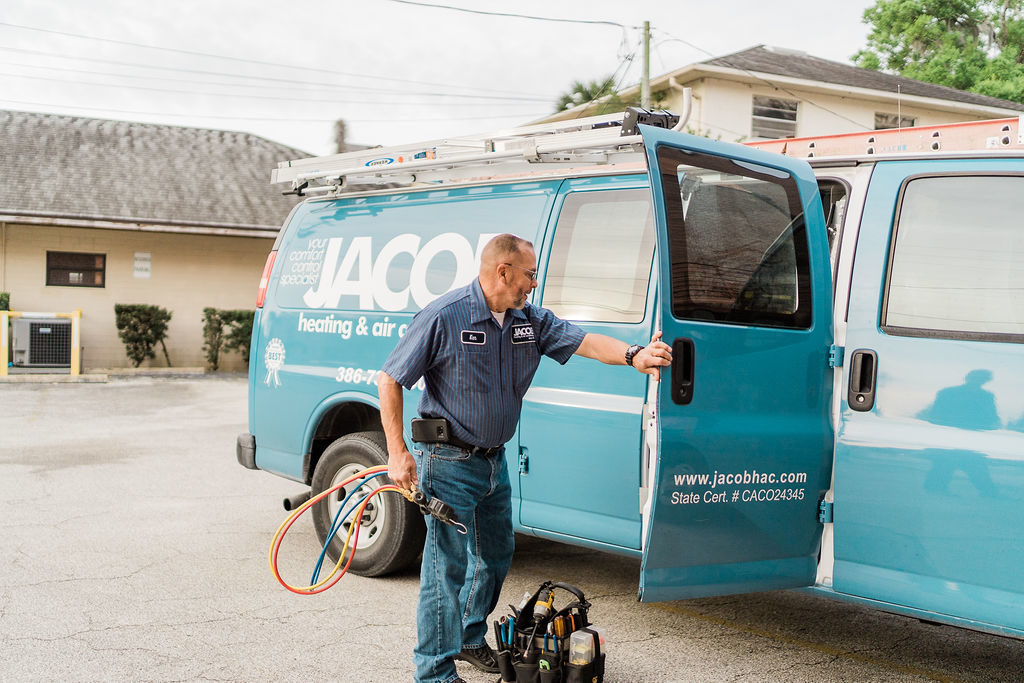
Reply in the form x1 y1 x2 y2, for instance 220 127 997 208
625 344 644 367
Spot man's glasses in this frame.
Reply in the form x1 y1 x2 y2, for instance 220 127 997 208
502 263 538 281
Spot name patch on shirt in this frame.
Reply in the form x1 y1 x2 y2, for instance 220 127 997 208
461 330 486 345
511 324 536 344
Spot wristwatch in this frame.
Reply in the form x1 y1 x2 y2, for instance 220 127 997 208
625 344 644 367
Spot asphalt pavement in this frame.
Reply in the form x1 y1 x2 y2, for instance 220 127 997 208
1 376 1022 682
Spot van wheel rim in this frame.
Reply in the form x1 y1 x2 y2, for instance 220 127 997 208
328 463 387 550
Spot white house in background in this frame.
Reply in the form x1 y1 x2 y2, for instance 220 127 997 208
539 45 1024 141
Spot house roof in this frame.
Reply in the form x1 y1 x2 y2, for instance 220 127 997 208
698 45 1024 113
0 110 308 234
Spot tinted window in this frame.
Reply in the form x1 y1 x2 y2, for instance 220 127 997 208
884 175 1024 340
657 147 812 329
542 189 655 323
46 251 106 287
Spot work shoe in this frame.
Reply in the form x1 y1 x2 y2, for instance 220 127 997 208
455 642 499 673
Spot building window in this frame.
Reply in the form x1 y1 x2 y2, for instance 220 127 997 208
542 189 655 323
751 96 798 139
46 251 106 287
883 175 1024 340
875 112 916 130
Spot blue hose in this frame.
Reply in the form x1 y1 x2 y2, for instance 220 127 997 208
310 472 385 583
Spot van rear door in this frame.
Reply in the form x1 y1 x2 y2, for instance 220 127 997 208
638 127 834 601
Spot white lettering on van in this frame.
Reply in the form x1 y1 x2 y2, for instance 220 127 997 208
303 232 498 311
372 234 421 311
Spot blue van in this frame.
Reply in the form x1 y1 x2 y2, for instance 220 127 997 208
238 111 1024 639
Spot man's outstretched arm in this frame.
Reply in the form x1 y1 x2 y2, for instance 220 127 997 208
574 330 672 379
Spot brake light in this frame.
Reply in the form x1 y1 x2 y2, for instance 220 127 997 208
256 251 277 308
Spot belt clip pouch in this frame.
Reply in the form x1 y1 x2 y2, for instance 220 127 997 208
564 627 604 683
496 649 516 682
564 658 603 683
513 660 541 683
537 654 562 683
410 417 449 443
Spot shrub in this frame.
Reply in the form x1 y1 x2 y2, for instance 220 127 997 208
114 304 172 367
222 310 255 364
0 292 9 311
201 308 225 370
203 308 254 370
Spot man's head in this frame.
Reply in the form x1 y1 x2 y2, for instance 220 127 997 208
479 233 537 312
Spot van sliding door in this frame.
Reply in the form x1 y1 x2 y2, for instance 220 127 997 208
639 128 834 601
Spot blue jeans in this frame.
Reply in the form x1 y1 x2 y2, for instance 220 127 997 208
412 443 514 683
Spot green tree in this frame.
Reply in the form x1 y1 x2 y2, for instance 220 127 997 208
202 308 254 370
114 304 172 367
854 0 1024 102
554 76 637 114
221 310 255 365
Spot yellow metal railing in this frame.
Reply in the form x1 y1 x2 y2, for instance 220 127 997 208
0 309 82 376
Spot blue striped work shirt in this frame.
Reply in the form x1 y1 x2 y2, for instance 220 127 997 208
382 278 585 448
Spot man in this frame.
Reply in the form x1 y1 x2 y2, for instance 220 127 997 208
379 233 671 683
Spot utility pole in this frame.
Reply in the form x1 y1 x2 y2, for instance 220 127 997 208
641 20 651 109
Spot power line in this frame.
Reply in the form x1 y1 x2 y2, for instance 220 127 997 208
0 98 548 124
0 69 549 106
383 1 636 28
0 20 537 97
563 40 641 120
0 46 550 100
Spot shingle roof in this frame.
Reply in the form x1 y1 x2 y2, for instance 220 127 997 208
702 46 1024 112
0 110 308 230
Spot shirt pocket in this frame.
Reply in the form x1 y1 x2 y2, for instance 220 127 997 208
512 342 541 396
458 343 492 395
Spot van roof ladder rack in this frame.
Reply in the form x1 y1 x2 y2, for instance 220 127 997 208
272 109 680 195
747 115 1024 159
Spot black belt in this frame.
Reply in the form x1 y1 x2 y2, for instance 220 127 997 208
445 434 502 456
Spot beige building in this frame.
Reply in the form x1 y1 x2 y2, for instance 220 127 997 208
0 111 304 371
543 45 1024 140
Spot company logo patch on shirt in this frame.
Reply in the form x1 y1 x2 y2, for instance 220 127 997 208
511 324 536 344
461 330 486 345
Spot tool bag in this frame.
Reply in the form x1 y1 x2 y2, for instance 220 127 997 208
493 580 605 683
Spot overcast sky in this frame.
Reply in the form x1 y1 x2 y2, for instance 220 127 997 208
0 1 877 157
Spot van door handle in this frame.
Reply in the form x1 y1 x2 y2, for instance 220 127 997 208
848 349 878 412
671 338 695 405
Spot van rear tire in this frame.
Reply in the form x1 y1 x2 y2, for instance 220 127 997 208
310 431 426 577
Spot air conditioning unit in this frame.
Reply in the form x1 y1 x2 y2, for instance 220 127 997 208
11 318 72 368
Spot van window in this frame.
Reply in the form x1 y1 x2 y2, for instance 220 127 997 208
656 148 812 329
883 175 1024 340
542 189 655 323
818 179 848 258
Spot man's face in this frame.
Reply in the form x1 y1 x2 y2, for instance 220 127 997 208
502 248 538 310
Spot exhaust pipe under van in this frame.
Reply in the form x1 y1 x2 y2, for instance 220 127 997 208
283 491 312 511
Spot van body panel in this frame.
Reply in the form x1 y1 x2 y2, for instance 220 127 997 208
809 586 1024 640
638 126 835 601
518 174 656 549
251 182 560 481
834 157 1024 633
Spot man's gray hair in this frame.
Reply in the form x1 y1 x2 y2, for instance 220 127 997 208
483 233 533 262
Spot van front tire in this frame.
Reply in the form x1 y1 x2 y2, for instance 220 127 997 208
310 431 426 577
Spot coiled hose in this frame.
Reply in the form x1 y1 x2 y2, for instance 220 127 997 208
269 464 403 595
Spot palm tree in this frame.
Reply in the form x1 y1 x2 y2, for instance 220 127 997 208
554 76 632 114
